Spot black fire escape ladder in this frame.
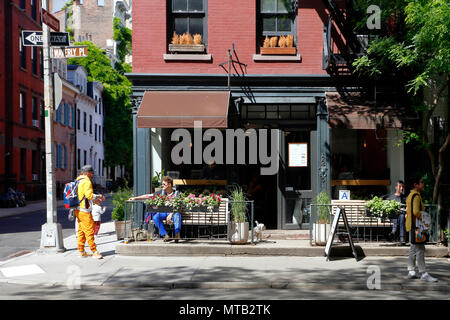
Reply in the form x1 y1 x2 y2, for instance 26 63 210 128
321 0 363 70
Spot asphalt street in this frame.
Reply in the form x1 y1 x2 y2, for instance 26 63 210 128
0 197 113 261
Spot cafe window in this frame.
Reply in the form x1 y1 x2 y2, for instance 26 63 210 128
257 0 297 52
169 0 207 50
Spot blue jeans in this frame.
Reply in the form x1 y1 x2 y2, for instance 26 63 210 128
392 213 405 240
153 212 181 236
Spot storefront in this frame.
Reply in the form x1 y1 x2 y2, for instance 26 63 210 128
128 74 405 230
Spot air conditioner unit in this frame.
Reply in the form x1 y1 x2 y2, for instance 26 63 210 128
32 174 38 181
32 120 39 127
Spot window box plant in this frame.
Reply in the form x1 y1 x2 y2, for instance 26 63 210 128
260 35 296 55
169 32 205 53
228 186 249 244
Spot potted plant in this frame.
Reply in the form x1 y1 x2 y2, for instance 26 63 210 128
151 170 165 193
312 191 332 246
228 186 249 244
112 185 133 240
365 196 402 221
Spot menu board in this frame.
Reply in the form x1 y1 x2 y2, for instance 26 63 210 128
288 143 308 167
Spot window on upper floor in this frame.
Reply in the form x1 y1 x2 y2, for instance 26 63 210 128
89 115 92 134
98 0 104 6
257 0 297 55
168 0 207 53
31 46 38 75
31 0 37 20
40 48 44 78
20 91 27 125
83 112 87 132
20 33 26 69
20 0 25 10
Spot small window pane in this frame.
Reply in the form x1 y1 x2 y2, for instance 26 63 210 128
277 0 290 13
262 0 276 12
277 16 291 32
189 0 203 11
263 16 276 32
189 17 203 35
174 17 188 34
267 112 278 119
173 0 188 11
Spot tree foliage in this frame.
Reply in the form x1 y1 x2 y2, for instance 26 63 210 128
352 0 450 206
68 41 133 170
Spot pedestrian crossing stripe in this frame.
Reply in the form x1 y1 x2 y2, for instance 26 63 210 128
0 264 45 278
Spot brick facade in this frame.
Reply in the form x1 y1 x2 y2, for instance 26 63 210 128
132 0 341 75
1 0 46 197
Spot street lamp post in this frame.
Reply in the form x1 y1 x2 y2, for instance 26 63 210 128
39 0 65 253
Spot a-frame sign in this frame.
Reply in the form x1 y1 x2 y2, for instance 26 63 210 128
324 207 358 261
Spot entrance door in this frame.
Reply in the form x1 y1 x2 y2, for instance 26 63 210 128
278 130 317 229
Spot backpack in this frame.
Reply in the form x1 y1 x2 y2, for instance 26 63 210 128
63 178 86 209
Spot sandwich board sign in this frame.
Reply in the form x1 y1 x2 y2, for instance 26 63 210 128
22 31 70 46
324 207 358 261
51 46 88 59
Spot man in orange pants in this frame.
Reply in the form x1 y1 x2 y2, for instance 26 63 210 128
75 165 104 259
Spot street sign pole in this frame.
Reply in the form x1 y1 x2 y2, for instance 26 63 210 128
39 0 65 253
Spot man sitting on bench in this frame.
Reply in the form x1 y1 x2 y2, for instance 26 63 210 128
129 176 181 242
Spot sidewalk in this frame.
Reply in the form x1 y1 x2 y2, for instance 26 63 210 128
0 221 449 291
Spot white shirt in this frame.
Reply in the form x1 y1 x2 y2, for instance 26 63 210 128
92 204 106 222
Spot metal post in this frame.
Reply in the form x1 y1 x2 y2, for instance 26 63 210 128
39 0 65 253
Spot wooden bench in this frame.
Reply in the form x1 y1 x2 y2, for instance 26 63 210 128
331 200 394 228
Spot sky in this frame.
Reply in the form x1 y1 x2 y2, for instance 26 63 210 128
52 0 68 13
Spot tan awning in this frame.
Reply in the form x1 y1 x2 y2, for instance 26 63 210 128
137 91 231 128
326 92 406 129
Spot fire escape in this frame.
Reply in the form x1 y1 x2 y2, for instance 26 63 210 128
321 0 367 74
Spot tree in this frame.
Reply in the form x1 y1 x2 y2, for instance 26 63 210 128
68 41 133 172
352 0 449 235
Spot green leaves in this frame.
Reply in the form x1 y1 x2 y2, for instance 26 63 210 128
365 197 402 220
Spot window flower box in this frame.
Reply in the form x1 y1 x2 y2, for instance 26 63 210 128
260 47 297 55
169 44 206 53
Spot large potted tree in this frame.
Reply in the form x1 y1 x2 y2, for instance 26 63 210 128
312 191 332 246
228 187 249 244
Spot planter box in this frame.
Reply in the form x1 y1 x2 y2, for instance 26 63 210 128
169 44 205 53
313 223 331 246
260 47 296 55
146 205 177 213
186 205 219 212
114 220 132 240
228 221 249 244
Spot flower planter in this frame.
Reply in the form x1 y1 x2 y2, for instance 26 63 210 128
313 223 331 246
169 44 205 53
114 220 132 240
186 205 219 212
146 205 177 213
228 222 249 244
260 47 296 55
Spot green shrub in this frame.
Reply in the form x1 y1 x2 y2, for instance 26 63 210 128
365 196 402 220
313 191 331 224
111 186 134 221
229 186 248 223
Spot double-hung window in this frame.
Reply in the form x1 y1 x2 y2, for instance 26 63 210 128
258 0 297 49
20 33 26 69
170 0 207 46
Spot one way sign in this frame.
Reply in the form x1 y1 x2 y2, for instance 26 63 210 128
22 31 70 46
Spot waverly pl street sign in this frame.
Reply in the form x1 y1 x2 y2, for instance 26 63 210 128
22 31 70 46
51 46 88 59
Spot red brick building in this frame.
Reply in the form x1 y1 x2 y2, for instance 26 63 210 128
129 0 407 229
0 0 46 199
